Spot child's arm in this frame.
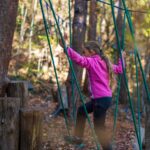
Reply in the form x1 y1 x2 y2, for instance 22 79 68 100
67 47 91 69
112 58 123 74
112 51 126 74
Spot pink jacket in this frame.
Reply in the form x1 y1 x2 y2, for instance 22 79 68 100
67 47 123 99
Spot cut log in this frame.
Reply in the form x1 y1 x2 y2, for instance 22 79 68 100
19 106 44 150
6 81 28 107
0 97 20 150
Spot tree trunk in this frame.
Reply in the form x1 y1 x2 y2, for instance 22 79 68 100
116 0 123 41
66 0 88 117
0 0 19 96
88 0 97 40
115 0 128 104
83 0 97 95
0 97 20 150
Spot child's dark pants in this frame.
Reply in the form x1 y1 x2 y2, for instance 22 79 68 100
74 97 112 150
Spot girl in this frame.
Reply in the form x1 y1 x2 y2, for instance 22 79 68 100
61 41 125 150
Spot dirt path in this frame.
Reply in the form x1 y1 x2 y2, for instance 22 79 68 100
29 96 135 150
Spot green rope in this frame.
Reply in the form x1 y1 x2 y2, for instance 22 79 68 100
112 12 126 143
47 0 101 149
135 55 142 142
39 0 70 136
122 0 150 145
46 0 76 124
109 0 142 149
70 72 76 124
121 0 150 103
97 0 150 104
112 75 121 137
97 0 149 14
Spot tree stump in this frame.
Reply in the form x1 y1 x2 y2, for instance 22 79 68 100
6 81 28 107
0 97 20 150
19 107 44 150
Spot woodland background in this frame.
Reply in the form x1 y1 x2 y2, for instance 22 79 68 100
0 0 150 149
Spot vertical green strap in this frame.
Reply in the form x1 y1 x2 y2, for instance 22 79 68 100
109 0 142 149
135 55 142 142
71 73 76 126
121 0 150 103
47 0 101 149
39 0 70 136
112 12 126 143
122 0 150 146
112 75 121 136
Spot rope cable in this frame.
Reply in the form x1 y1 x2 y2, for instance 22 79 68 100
97 0 150 14
39 0 70 136
109 0 143 149
45 0 101 148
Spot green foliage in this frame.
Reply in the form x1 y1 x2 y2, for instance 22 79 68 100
11 0 150 88
38 35 48 41
141 12 150 37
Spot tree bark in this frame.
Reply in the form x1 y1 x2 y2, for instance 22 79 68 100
66 0 88 116
0 97 20 150
115 0 128 104
88 0 97 40
116 0 123 41
83 0 97 95
0 0 19 96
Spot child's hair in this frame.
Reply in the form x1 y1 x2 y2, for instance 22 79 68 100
84 41 111 73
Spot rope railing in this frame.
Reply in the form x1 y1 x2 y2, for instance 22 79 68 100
39 0 150 149
97 0 150 14
40 0 101 149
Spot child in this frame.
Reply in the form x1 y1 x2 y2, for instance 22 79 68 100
61 40 125 150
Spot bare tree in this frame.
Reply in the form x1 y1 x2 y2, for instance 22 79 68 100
115 0 128 104
83 0 97 95
88 0 97 40
66 0 88 116
0 0 19 96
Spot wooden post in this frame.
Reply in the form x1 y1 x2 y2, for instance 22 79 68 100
0 97 20 150
6 81 28 107
19 107 44 150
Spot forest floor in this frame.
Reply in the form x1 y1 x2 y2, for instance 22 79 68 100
10 38 146 150
28 88 138 150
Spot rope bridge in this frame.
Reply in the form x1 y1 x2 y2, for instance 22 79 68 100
39 0 150 149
